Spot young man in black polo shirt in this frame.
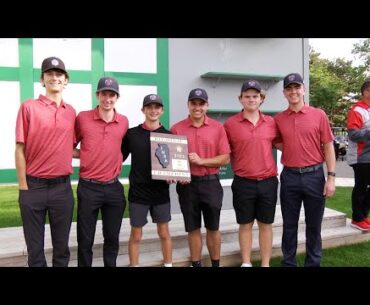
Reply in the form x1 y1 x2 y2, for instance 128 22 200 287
121 94 173 267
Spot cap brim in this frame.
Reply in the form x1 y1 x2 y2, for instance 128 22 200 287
42 68 67 74
189 97 208 103
242 87 261 92
284 81 303 88
96 88 120 95
143 102 163 107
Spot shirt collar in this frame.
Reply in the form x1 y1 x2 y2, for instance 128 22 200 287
357 100 370 109
142 121 162 131
286 103 309 115
38 94 66 108
238 110 266 122
186 115 210 127
93 106 119 122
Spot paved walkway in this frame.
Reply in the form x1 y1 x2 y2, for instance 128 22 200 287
335 177 354 187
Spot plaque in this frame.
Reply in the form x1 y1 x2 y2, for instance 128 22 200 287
150 132 191 181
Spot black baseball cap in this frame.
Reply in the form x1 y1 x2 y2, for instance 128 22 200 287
283 73 304 88
143 94 163 107
96 77 120 96
41 57 67 74
241 79 262 92
188 88 208 103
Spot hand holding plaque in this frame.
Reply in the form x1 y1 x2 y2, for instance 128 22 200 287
150 132 191 182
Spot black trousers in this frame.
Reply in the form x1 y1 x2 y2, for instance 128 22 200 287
280 168 325 267
77 179 126 267
351 163 370 221
19 176 74 267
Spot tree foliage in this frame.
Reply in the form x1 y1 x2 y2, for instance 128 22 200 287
352 38 370 74
309 41 370 127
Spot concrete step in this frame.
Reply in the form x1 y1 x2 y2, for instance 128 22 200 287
54 207 347 260
68 218 370 267
0 207 365 267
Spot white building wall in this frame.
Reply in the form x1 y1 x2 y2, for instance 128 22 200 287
0 38 159 177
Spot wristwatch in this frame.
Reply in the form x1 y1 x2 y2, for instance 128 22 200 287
327 172 336 177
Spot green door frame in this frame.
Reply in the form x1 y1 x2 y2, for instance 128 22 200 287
0 38 169 183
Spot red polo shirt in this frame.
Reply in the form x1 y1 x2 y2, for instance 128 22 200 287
224 111 278 179
16 95 76 178
76 106 129 181
274 104 334 167
171 115 230 176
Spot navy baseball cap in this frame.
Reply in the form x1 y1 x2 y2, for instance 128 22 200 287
241 79 262 92
96 77 120 96
143 94 163 107
283 73 304 88
188 88 208 103
41 57 67 74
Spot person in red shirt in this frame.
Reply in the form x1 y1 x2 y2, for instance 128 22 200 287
171 88 231 267
15 57 76 267
224 80 279 267
347 80 370 231
275 73 336 267
74 77 128 267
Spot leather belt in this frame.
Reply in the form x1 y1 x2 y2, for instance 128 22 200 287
284 163 323 174
26 175 69 184
81 177 119 185
235 175 275 181
191 174 219 182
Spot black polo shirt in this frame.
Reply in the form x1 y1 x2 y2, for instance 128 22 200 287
121 124 171 205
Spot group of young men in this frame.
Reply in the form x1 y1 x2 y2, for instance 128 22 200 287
16 55 348 268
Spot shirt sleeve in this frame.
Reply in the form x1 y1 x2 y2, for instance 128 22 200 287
74 115 82 148
121 130 131 162
217 125 231 155
319 110 334 144
15 102 29 144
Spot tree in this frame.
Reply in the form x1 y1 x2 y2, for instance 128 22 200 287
309 43 369 127
309 48 347 126
352 38 370 75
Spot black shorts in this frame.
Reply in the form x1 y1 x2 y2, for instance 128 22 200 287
129 202 171 227
232 175 278 224
176 177 223 232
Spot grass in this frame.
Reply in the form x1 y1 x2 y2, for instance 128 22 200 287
267 241 370 267
0 184 130 228
254 186 370 267
326 187 352 218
